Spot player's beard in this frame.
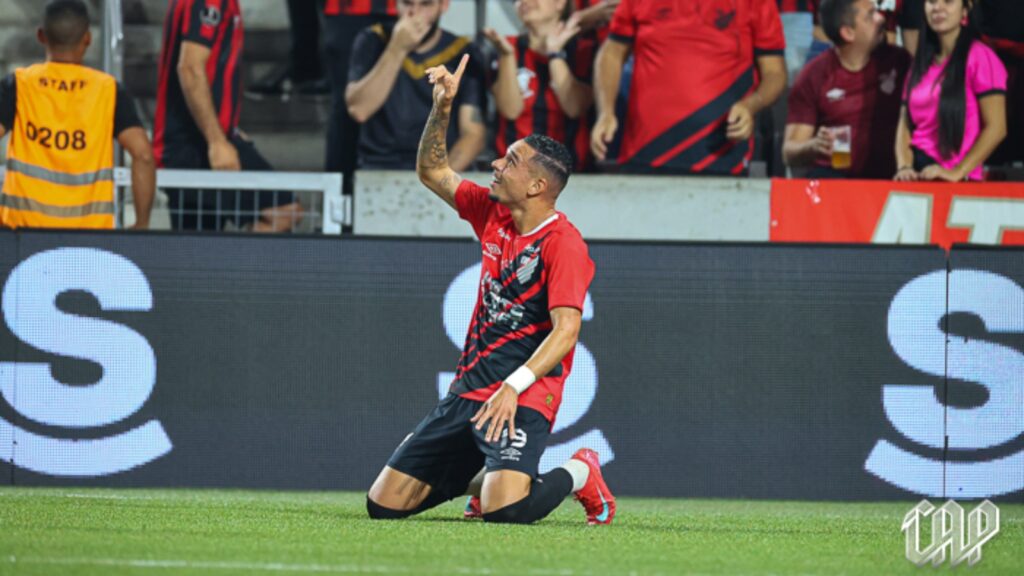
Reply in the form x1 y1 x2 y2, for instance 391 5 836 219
418 19 441 48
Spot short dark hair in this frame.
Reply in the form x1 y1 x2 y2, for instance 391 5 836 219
523 134 572 195
43 0 90 49
819 0 859 46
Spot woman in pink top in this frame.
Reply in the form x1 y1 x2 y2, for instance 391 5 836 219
894 0 1007 181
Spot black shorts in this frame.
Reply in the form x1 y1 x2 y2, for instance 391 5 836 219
161 130 296 231
386 394 551 501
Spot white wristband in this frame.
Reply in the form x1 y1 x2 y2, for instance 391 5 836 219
503 366 537 394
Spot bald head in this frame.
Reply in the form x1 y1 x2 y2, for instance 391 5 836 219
42 0 90 50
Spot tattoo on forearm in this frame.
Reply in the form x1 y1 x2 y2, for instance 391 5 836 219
439 173 454 190
418 104 451 171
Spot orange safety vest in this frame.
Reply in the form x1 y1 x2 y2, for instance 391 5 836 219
0 62 117 229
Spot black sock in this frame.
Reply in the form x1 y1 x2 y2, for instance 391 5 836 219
366 488 452 520
482 468 574 525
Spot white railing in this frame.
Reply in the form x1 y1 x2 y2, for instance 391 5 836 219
114 168 349 234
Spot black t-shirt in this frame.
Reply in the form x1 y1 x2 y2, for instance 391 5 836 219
976 0 1024 44
348 24 485 169
0 73 143 136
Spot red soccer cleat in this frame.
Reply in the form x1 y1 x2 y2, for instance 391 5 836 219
463 495 482 519
572 448 616 525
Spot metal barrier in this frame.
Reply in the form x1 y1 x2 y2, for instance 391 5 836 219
0 167 346 233
101 0 124 82
114 168 348 234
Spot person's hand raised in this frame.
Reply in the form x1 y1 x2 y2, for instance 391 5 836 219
544 14 582 55
391 13 432 53
483 28 515 58
426 54 470 109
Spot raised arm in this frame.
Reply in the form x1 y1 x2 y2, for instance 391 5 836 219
346 16 430 123
416 54 470 209
483 28 524 121
545 17 593 119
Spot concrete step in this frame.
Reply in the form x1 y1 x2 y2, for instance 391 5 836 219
119 26 290 99
134 89 331 131
245 129 326 172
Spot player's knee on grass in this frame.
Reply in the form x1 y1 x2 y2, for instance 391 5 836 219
366 487 453 520
366 496 416 520
482 496 535 524
481 469 574 525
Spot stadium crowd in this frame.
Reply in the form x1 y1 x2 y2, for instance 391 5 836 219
0 0 1021 231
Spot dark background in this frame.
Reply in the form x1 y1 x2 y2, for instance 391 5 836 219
0 231 1021 502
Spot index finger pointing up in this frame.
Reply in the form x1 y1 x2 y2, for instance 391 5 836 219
452 54 469 82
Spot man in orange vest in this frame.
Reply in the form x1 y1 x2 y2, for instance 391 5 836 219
0 0 154 229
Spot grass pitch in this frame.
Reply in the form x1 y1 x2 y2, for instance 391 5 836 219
1 488 1021 575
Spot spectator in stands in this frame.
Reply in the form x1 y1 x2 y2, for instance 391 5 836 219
784 0 911 178
0 0 153 229
573 0 618 43
346 0 486 170
593 0 788 175
895 0 1006 181
245 0 330 101
155 0 303 232
975 0 1023 168
323 0 397 193
808 0 923 60
485 0 595 171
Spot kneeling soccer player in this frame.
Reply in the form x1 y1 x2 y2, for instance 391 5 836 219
365 55 614 525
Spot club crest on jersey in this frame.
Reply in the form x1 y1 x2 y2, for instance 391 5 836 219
517 256 539 284
200 5 221 27
880 68 898 95
517 67 536 99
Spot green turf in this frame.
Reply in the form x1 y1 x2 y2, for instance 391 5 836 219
0 488 1021 575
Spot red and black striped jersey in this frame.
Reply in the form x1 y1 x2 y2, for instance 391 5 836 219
609 0 785 175
451 180 594 425
324 0 398 16
494 35 595 173
154 0 243 166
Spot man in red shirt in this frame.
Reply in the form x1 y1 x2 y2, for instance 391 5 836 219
784 0 911 178
592 0 788 175
366 56 616 526
808 0 923 56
